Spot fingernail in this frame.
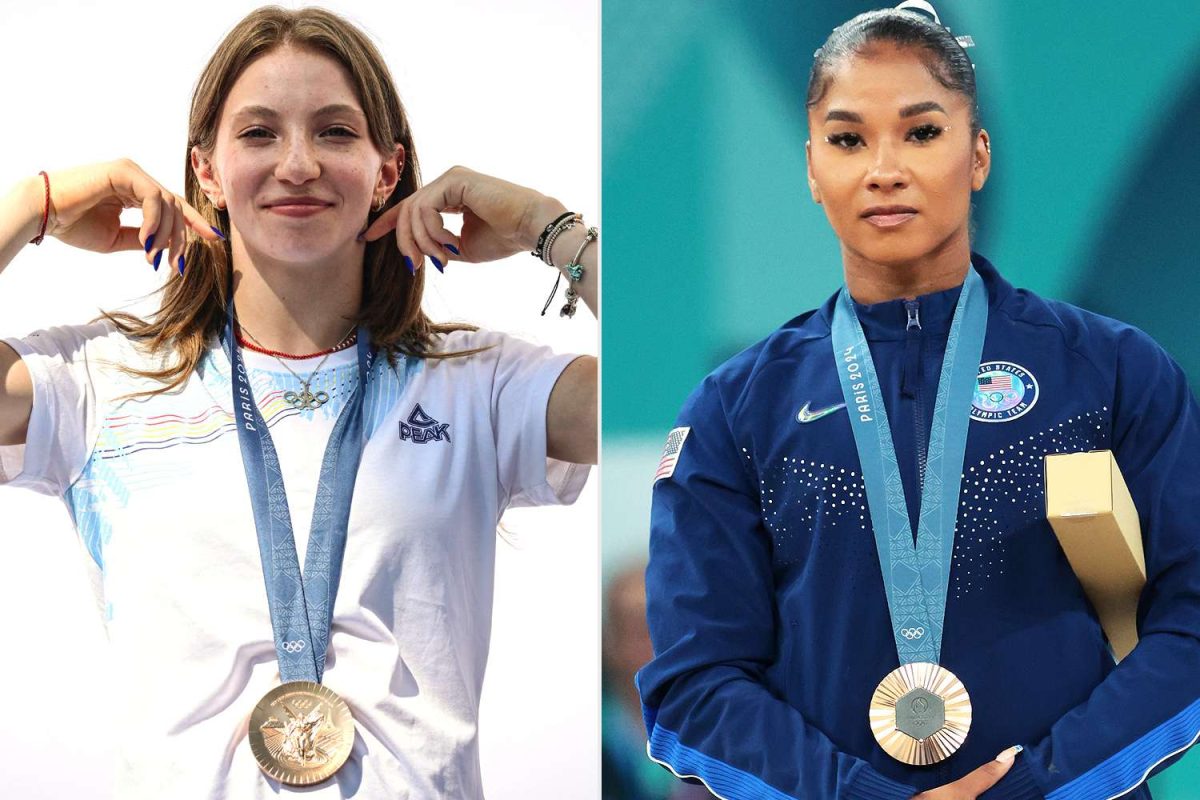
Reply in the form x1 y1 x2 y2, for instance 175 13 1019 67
403 255 415 275
431 256 444 273
177 255 185 276
210 226 226 241
153 250 163 271
995 745 1022 764
145 234 155 253
443 243 459 255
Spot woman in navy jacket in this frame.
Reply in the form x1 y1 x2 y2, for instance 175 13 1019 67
639 5 1200 799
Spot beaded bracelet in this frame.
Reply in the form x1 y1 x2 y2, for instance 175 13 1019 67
541 214 582 267
531 211 577 262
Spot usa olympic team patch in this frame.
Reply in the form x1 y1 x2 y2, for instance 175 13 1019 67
654 426 690 482
971 361 1038 422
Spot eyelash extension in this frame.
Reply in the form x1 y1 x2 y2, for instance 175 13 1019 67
824 124 945 149
240 126 357 139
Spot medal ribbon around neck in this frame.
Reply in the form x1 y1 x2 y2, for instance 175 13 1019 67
219 297 376 684
830 265 987 665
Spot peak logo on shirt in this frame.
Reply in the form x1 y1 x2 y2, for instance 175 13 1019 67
400 403 451 444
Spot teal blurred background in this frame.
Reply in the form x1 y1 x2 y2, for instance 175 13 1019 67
601 0 1200 795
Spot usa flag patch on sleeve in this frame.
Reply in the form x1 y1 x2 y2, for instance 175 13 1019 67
654 426 690 482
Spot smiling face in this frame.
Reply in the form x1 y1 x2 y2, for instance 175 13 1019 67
191 44 402 270
805 42 989 269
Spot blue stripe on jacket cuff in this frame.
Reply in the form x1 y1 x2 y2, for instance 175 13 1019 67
845 764 920 800
647 725 796 799
981 757 1044 800
1046 695 1200 800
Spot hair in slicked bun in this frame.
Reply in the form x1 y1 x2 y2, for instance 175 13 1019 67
807 4 981 138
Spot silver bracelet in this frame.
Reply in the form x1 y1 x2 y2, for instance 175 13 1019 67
559 227 597 318
563 226 598 283
541 213 581 267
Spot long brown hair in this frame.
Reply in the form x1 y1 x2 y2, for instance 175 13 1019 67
100 5 475 398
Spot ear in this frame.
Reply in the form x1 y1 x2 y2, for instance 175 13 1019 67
971 129 991 192
191 146 226 210
805 139 822 204
375 142 405 202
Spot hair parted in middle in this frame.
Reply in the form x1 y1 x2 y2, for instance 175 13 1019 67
100 5 477 400
806 5 982 140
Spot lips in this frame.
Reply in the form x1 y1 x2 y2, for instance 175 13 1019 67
861 205 918 218
861 205 918 229
265 198 333 207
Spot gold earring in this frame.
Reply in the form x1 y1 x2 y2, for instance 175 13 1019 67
373 196 386 211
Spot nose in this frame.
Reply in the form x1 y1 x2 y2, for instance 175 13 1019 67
864 141 907 192
273 133 321 185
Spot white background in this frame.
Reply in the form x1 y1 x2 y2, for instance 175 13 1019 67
0 1 599 797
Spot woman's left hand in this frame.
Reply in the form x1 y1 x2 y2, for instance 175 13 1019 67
364 165 598 465
360 165 567 271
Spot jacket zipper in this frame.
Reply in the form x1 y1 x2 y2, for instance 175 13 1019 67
903 301 926 540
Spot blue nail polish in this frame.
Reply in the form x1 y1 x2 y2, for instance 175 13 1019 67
210 226 226 241
1013 745 1024 754
431 256 443 273
403 255 415 275
153 250 163 271
178 255 185 276
443 243 459 255
145 234 155 253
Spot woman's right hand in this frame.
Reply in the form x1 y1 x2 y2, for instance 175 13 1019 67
911 748 1020 799
40 159 222 272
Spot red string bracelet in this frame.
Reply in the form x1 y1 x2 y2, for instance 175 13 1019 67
29 170 50 245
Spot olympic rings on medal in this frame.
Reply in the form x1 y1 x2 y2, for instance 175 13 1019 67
281 639 307 653
900 627 925 640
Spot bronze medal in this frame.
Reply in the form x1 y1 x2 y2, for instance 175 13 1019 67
249 681 356 785
868 662 972 765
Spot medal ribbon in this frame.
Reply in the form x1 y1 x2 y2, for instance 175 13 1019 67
220 299 375 684
830 265 987 665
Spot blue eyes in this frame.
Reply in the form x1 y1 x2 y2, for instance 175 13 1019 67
825 124 945 150
240 126 357 140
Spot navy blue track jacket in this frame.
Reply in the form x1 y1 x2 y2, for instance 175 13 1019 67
638 254 1200 799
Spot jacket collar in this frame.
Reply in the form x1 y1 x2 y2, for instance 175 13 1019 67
816 252 1011 341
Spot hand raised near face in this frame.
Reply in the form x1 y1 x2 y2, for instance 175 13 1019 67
37 159 222 275
359 166 567 273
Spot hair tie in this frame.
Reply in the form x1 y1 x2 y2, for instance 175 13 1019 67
894 0 976 48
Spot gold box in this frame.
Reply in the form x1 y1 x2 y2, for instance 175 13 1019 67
1044 450 1146 661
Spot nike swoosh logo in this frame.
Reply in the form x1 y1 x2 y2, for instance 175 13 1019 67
796 401 847 423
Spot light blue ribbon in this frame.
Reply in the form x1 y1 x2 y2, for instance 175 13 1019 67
830 266 987 665
220 301 375 683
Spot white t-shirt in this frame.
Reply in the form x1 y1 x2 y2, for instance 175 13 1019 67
0 321 589 799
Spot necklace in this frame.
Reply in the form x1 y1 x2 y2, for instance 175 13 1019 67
237 332 358 360
237 321 359 411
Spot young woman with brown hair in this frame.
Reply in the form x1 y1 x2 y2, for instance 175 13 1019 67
0 6 595 797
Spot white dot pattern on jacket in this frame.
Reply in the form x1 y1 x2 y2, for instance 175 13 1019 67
747 407 1110 597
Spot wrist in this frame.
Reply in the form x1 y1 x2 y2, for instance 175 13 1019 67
523 195 569 251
